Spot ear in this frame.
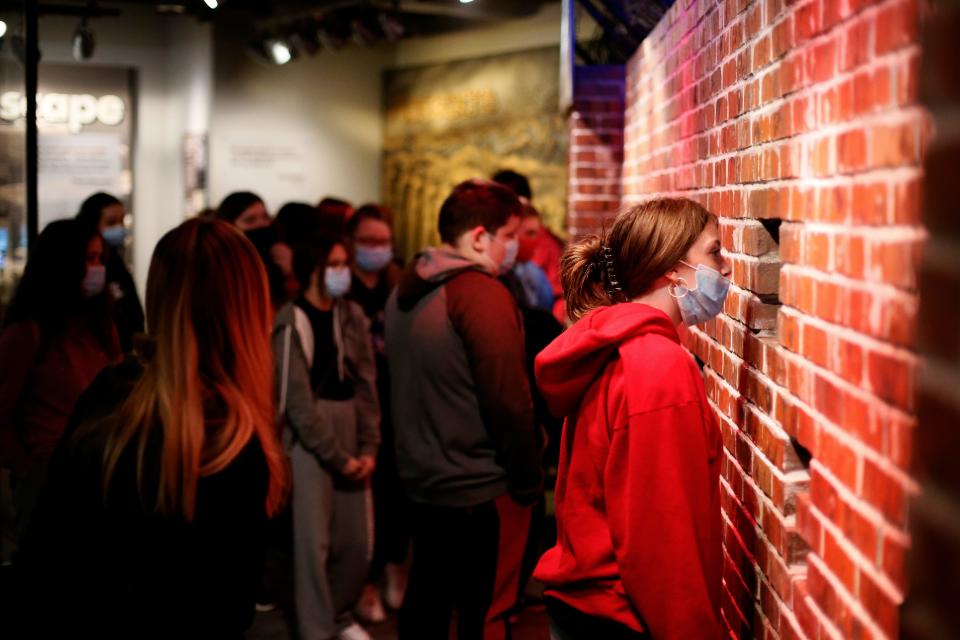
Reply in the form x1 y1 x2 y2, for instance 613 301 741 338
467 225 489 252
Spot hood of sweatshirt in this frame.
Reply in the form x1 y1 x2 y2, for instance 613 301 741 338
395 247 489 311
535 303 680 418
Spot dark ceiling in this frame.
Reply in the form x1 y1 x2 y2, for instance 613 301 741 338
24 0 562 50
23 0 670 65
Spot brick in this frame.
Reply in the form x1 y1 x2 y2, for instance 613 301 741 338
876 0 919 55
794 0 821 44
866 349 916 412
842 14 874 73
871 120 921 168
837 127 868 173
861 457 910 527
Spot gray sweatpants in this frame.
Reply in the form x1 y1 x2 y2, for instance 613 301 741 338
290 399 373 640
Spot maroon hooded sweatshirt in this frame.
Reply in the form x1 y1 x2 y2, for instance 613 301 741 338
533 303 723 639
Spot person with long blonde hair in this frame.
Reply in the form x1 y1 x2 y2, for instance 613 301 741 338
16 218 289 636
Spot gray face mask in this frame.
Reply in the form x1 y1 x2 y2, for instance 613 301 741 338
671 261 731 326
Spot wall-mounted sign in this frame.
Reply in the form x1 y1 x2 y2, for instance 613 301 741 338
0 92 126 133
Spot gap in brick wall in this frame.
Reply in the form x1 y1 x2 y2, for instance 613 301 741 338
760 218 782 246
694 353 706 372
789 436 813 470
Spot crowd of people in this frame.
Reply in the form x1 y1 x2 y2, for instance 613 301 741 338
0 171 732 640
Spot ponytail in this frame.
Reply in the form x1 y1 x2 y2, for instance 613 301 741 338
561 235 615 321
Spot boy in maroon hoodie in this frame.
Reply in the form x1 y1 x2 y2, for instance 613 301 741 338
385 180 543 640
534 198 731 639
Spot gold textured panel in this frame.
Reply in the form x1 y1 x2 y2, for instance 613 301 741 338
384 46 568 260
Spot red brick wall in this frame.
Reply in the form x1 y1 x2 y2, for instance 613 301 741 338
901 2 960 637
567 0 930 637
568 65 625 238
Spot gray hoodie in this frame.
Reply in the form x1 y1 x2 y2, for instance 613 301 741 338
273 299 380 470
385 248 542 508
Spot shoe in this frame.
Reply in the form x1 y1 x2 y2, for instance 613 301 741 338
354 584 387 623
254 600 277 613
383 562 407 610
338 622 372 640
255 582 277 612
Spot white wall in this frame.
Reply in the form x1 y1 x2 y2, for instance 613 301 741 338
208 4 564 215
209 24 389 212
39 8 212 295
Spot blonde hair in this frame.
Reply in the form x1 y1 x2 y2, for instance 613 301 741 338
562 198 715 321
98 218 288 519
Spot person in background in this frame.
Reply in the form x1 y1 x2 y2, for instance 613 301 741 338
534 198 728 639
275 201 330 301
276 202 323 245
217 191 272 231
14 218 289 636
512 200 556 313
316 197 354 238
492 169 566 322
0 219 120 546
245 225 296 310
345 204 407 623
75 192 144 353
385 179 542 640
498 197 565 622
274 236 380 640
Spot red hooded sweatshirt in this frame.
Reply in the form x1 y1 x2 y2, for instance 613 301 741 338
533 303 723 639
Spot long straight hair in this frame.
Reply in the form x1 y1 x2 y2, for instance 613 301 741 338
100 218 288 519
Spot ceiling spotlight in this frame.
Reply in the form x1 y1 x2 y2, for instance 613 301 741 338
268 38 294 65
0 20 7 39
459 0 475 3
203 0 219 8
72 19 95 61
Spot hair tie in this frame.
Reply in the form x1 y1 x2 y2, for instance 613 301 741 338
600 244 624 300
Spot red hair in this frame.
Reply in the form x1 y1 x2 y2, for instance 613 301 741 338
100 218 288 519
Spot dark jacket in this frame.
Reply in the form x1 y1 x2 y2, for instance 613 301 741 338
15 360 270 638
385 248 542 508
105 251 145 353
0 318 119 477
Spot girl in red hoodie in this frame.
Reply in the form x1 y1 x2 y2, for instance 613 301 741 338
534 198 731 639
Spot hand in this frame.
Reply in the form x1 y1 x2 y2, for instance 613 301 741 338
354 455 376 481
341 456 363 481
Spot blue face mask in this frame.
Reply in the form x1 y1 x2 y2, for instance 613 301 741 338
101 225 126 248
355 245 393 273
672 261 730 326
499 238 519 274
83 264 106 298
324 266 351 298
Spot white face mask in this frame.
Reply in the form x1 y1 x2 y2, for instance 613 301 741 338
481 232 517 275
671 261 731 326
324 266 351 298
499 238 519 274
